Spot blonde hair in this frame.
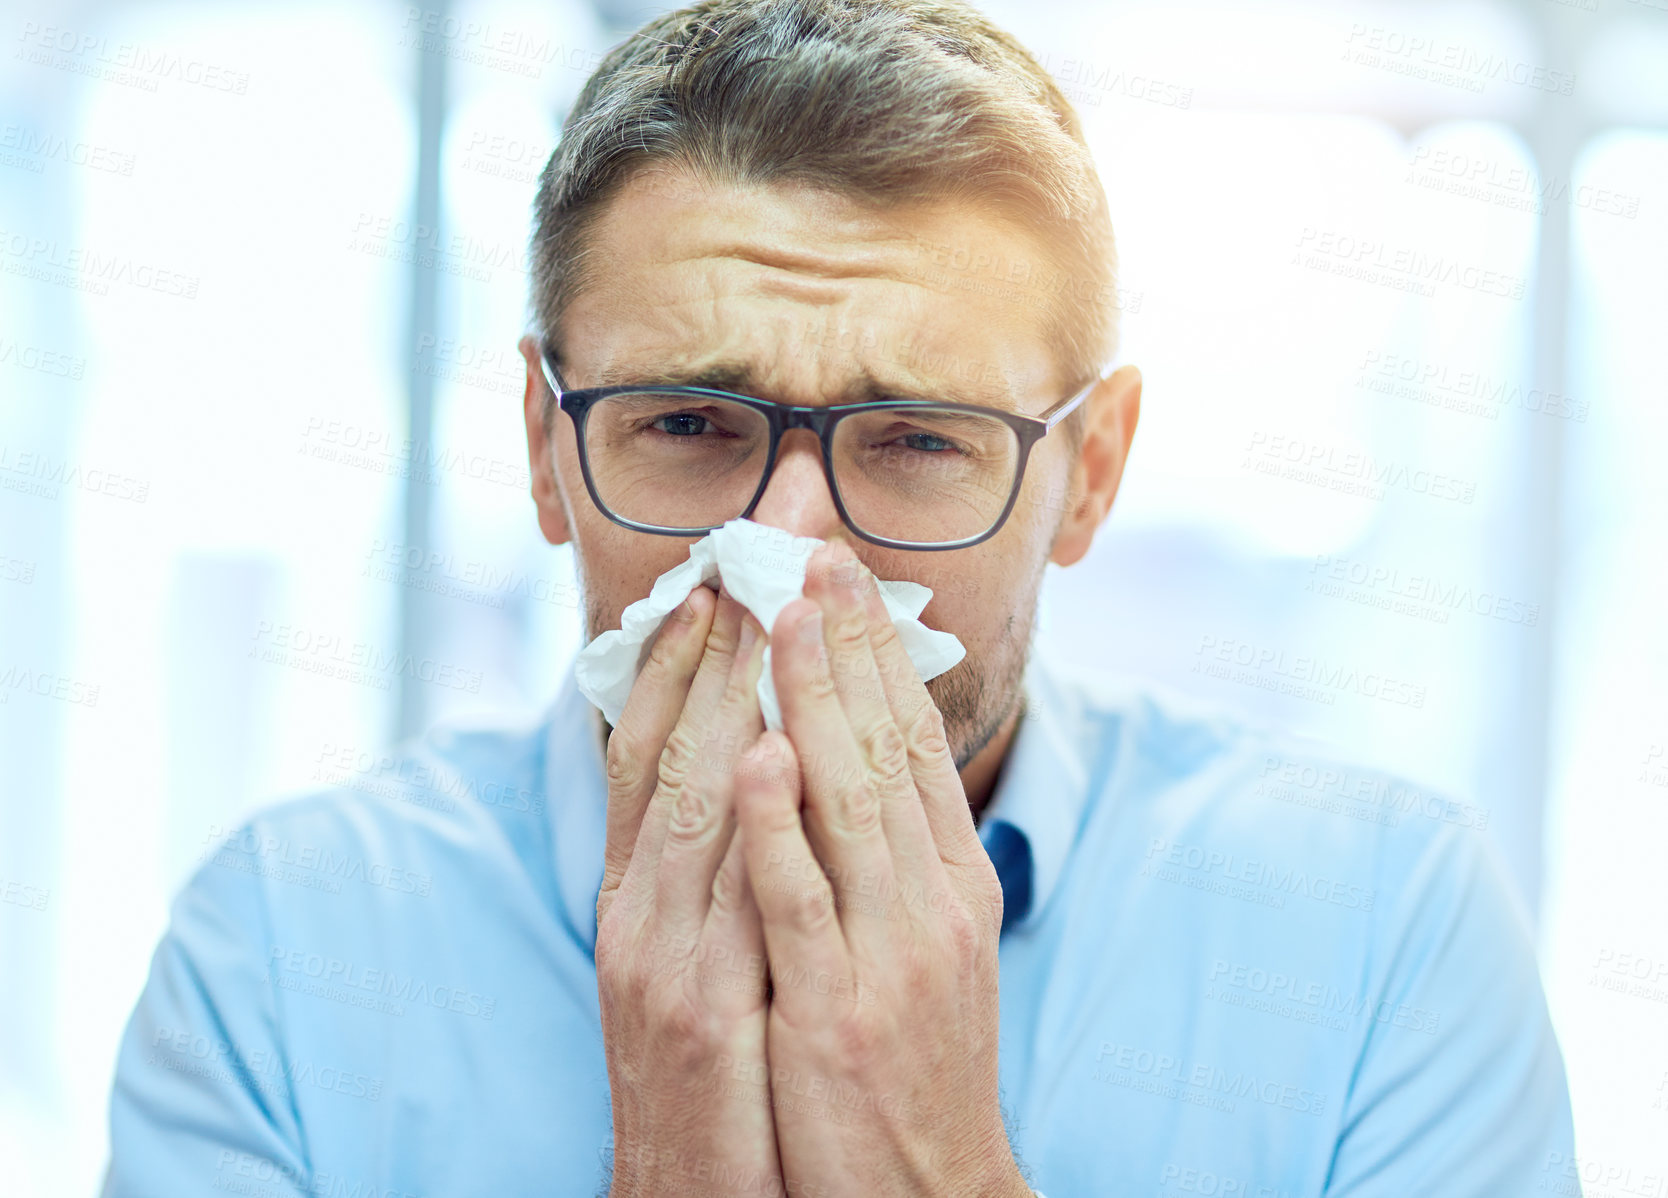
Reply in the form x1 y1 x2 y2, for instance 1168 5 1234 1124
530 0 1118 429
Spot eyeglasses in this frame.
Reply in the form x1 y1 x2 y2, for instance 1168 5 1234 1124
539 343 1099 551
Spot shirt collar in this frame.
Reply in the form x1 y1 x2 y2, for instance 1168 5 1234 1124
544 650 1092 951
977 652 1092 934
545 663 610 953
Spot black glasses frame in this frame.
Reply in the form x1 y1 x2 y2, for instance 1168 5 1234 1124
539 343 1100 550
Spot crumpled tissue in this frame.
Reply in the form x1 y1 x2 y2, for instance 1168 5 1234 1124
574 518 967 731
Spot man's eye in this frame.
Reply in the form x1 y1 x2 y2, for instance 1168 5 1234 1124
899 432 957 453
653 413 709 436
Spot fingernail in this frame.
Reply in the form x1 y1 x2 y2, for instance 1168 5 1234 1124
798 608 824 646
739 617 758 650
669 597 696 624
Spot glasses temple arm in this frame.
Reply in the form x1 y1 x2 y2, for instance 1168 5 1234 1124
1040 374 1104 430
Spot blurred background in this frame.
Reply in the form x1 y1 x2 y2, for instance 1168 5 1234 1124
2 0 1664 1192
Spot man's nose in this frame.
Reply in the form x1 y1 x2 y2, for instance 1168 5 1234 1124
746 428 847 542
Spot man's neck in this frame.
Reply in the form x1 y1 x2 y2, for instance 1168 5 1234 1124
960 697 1024 826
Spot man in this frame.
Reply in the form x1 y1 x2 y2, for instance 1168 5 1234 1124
103 0 1579 1194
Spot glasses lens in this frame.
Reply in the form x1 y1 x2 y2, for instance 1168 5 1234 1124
584 392 771 530
831 406 1020 545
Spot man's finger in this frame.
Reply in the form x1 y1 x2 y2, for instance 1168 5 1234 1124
598 584 716 920
771 597 897 928
850 553 983 869
627 590 746 881
803 539 938 874
653 609 767 941
735 730 852 1022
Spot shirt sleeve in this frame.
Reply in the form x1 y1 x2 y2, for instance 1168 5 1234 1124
1323 820 1579 1197
101 841 310 1198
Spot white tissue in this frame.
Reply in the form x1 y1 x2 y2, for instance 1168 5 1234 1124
574 518 967 731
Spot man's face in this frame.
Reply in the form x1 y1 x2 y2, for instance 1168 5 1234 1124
520 166 1138 770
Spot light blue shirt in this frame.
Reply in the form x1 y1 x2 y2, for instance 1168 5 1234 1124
103 654 1579 1196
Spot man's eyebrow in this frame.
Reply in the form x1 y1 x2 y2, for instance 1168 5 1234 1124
593 361 1023 409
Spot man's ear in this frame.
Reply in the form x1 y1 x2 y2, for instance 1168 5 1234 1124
520 333 573 547
1048 364 1141 568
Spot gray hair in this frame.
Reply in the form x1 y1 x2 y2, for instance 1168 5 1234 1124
529 0 1119 431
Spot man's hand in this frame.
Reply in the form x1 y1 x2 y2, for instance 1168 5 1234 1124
594 585 787 1197
733 541 1030 1198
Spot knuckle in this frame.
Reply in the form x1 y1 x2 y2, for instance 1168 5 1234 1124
833 1012 882 1068
802 654 839 701
646 987 709 1047
860 718 911 784
709 858 747 915
594 923 639 992
945 904 985 961
867 612 903 658
657 723 702 792
644 619 691 675
606 731 645 793
787 882 838 936
719 663 760 718
665 778 720 845
703 606 742 661
904 698 951 760
828 610 870 656
835 781 884 839
898 945 936 1003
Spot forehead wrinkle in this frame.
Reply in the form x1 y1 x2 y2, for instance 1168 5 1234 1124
592 344 1029 410
576 218 1058 409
